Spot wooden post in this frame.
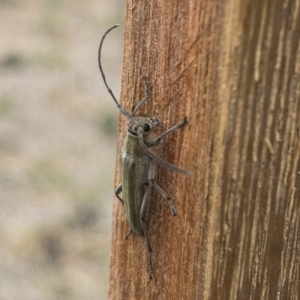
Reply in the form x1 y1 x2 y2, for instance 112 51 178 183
109 0 300 299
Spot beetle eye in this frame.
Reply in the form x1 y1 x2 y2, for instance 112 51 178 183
143 123 151 132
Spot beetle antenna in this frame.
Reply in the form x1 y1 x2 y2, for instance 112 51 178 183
132 76 150 116
98 24 131 118
137 128 193 176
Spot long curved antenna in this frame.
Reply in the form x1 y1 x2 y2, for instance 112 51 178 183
98 24 131 118
137 128 193 177
132 76 150 116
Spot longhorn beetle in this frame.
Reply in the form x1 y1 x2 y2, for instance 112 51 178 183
98 24 192 279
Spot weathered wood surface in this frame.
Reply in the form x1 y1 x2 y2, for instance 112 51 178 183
109 0 300 299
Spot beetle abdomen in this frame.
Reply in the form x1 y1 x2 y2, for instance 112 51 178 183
121 152 150 235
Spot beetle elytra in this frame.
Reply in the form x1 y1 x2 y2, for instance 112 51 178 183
98 25 192 279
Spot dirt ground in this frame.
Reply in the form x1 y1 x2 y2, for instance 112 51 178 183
0 0 124 299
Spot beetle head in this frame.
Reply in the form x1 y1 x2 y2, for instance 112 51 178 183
128 117 160 136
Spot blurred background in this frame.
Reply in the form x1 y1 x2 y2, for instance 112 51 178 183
0 0 125 299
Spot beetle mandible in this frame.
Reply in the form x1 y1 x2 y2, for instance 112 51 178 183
98 24 192 279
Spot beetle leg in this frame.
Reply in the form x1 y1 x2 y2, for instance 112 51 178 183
115 183 124 204
147 117 188 147
115 186 133 240
148 160 177 216
125 229 133 239
140 184 153 279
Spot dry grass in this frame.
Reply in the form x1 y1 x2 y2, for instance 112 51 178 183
0 0 125 299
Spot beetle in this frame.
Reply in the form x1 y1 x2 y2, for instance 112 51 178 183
98 24 192 279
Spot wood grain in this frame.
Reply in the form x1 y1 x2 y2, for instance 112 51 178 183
108 0 300 299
